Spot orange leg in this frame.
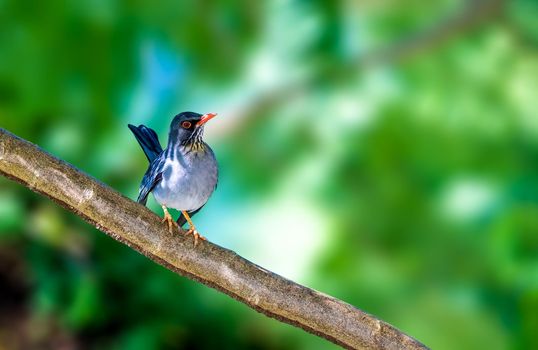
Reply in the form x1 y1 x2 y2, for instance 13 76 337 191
161 205 177 234
181 210 206 246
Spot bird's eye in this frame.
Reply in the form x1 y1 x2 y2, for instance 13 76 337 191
181 121 192 129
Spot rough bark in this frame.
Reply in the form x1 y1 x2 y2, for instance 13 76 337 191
0 128 428 350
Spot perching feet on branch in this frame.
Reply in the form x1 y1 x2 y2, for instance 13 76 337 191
182 210 206 246
161 206 178 234
161 206 206 246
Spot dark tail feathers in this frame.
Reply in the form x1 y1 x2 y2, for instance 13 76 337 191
128 124 163 162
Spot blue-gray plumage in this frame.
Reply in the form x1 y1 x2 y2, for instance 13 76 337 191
128 111 218 244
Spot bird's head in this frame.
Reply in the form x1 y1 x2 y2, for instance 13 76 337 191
168 111 217 150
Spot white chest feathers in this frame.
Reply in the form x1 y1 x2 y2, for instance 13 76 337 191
153 148 218 211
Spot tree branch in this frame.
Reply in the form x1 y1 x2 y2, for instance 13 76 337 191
0 128 428 350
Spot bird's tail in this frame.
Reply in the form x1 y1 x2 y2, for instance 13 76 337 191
176 213 187 228
128 124 163 162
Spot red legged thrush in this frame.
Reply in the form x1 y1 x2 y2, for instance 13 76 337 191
128 112 219 245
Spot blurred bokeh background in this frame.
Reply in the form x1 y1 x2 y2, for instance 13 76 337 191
1 0 537 349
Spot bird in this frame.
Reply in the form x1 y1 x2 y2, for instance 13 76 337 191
128 111 219 245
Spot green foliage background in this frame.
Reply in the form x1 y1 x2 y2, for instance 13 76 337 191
1 1 537 349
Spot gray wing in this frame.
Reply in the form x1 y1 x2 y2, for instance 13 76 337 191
137 154 165 205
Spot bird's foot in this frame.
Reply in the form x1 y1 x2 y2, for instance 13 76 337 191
185 226 206 247
161 206 177 234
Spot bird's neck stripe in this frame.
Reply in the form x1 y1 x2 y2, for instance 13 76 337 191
179 127 206 154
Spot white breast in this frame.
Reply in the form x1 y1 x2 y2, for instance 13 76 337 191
153 147 218 211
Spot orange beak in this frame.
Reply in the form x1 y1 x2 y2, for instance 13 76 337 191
196 113 217 127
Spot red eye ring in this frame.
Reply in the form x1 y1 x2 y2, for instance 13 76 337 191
181 121 192 129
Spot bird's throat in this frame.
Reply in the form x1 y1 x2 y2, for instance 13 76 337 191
182 141 206 154
179 126 206 154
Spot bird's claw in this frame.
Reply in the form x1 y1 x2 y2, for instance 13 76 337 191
185 227 206 247
161 210 177 234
